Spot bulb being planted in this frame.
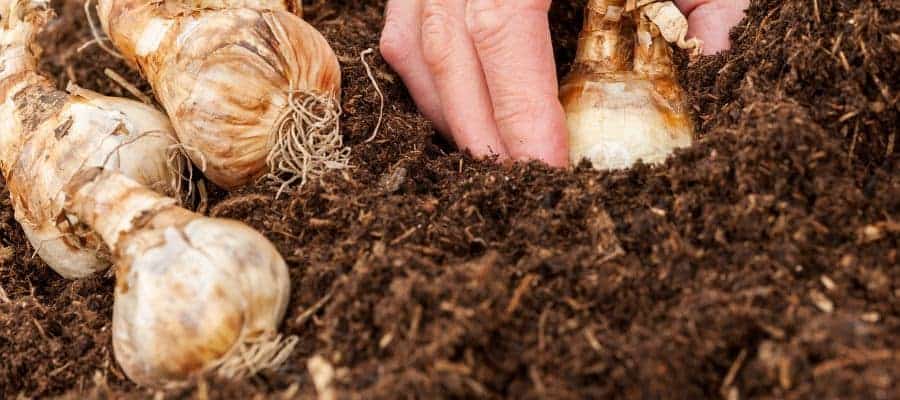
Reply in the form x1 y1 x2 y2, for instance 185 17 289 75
95 0 346 190
0 0 181 278
65 168 291 387
561 0 697 170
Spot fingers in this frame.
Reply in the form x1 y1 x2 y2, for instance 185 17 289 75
674 0 749 55
420 0 508 158
381 0 448 132
380 0 568 164
687 0 749 55
465 0 568 166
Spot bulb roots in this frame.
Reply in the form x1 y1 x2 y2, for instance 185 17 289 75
214 334 299 380
266 89 350 197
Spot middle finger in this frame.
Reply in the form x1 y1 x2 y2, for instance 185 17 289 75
420 0 509 158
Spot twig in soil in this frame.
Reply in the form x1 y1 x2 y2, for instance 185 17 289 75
48 361 72 377
434 360 471 375
295 284 338 325
104 68 153 105
281 383 300 399
583 328 603 353
720 349 748 399
505 274 538 316
308 355 336 400
529 366 546 396
378 332 394 349
309 218 334 228
409 305 422 341
812 350 898 377
0 284 8 303
360 48 384 143
887 132 895 158
812 0 821 24
390 226 418 245
809 290 835 313
31 317 48 340
537 307 550 351
848 120 860 163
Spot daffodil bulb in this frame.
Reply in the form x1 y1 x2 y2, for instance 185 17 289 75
96 0 345 189
561 0 696 170
1 1 181 278
65 168 291 387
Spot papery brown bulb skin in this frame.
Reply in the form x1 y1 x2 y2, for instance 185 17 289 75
65 169 290 387
562 0 694 170
4 92 179 278
97 0 341 189
1 5 180 278
112 217 289 387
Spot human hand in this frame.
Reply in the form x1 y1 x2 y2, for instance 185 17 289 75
675 0 750 55
380 0 569 166
379 0 749 166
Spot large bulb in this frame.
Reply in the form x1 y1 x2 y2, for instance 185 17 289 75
561 0 695 170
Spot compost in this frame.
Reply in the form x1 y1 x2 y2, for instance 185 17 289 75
1 0 897 398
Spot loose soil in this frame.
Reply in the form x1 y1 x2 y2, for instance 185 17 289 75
1 0 898 399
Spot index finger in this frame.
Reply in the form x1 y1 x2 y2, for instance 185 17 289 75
466 0 569 167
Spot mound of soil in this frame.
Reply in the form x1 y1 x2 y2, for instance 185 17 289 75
2 0 897 398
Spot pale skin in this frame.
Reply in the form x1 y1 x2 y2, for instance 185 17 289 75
380 0 750 166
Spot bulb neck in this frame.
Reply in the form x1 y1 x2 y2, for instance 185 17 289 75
0 24 55 175
574 0 633 73
632 15 676 78
0 2 51 81
64 169 184 251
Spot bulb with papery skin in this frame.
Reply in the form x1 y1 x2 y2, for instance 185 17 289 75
65 169 290 387
96 0 343 189
0 1 181 278
561 0 694 170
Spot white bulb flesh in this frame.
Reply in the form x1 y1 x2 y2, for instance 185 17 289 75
563 74 693 169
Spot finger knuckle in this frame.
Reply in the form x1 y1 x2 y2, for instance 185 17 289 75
379 24 414 67
465 5 507 46
420 6 455 71
465 1 550 48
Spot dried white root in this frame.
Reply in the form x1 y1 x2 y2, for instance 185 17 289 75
266 90 350 198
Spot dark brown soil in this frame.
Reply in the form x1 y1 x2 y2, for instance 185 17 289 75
2 0 898 398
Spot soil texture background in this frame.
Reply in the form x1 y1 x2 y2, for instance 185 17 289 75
1 0 898 398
